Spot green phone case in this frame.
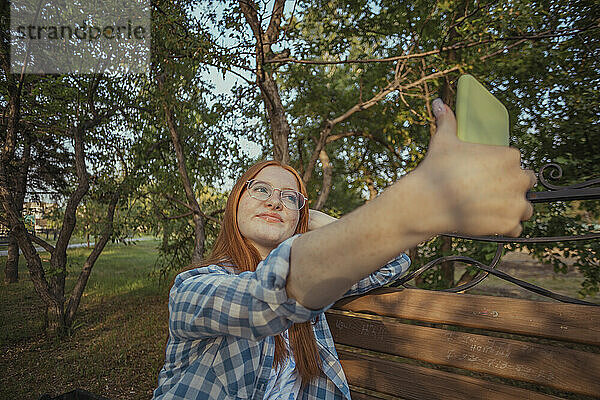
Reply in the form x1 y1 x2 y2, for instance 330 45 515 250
456 74 509 146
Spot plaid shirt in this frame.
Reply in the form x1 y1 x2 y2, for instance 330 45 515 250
153 235 411 400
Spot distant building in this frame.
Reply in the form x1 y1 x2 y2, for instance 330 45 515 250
22 201 58 235
1 201 59 243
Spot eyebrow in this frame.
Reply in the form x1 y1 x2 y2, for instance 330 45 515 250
254 179 298 191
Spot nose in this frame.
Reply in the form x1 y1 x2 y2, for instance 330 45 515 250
265 189 284 210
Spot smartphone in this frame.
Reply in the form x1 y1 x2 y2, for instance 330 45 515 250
456 74 509 146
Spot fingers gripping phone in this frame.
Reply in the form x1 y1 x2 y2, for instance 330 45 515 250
456 74 510 146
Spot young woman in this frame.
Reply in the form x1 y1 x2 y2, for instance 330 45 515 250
153 99 535 399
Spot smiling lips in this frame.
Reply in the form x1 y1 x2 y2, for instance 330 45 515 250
256 212 283 223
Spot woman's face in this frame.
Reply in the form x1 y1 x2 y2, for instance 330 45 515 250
237 166 301 259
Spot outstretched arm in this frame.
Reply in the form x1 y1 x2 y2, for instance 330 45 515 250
308 208 411 295
287 99 535 310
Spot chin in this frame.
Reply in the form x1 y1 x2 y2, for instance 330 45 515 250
261 233 291 247
238 217 297 254
253 230 293 248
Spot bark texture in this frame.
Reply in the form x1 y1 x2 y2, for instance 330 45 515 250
160 85 207 263
4 125 33 284
239 0 291 164
5 234 19 283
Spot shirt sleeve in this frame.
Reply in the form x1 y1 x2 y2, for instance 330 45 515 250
341 253 411 298
168 234 328 341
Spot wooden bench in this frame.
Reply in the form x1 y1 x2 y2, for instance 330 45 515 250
327 287 600 399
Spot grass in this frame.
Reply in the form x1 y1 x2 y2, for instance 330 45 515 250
465 250 600 304
0 239 175 400
1 243 598 399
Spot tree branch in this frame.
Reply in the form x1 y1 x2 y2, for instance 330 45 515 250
480 38 527 61
326 131 359 143
160 98 203 217
303 63 460 183
162 192 195 213
161 192 222 225
51 122 91 277
27 232 55 254
151 88 208 262
264 0 286 51
239 1 263 46
164 210 193 220
266 27 596 66
313 148 332 211
65 188 121 324
239 0 291 164
326 131 405 166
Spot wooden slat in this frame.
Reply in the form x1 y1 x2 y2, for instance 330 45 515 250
339 349 560 400
327 311 600 397
332 288 600 346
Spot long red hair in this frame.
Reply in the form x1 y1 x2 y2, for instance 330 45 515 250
196 160 321 384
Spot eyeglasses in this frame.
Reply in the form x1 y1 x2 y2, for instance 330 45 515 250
245 179 307 211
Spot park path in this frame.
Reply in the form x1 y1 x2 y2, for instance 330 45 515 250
0 237 151 256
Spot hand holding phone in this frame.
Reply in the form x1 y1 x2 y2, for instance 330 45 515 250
456 74 509 146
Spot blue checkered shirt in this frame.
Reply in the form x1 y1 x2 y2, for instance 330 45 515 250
153 234 411 399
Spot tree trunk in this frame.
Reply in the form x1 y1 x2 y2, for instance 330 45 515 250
45 303 67 337
4 132 30 285
456 268 478 287
239 0 291 165
4 232 19 283
160 96 207 263
439 236 454 287
258 75 290 164
65 190 121 325
192 213 206 263
313 149 333 210
1 45 27 285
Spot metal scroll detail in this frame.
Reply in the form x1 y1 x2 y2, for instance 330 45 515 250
391 163 600 306
538 163 600 191
392 243 503 293
527 163 600 203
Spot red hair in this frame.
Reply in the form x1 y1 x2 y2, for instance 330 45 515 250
196 160 321 384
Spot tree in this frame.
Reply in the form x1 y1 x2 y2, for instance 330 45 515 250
208 0 599 294
0 85 72 283
0 69 144 335
121 0 240 273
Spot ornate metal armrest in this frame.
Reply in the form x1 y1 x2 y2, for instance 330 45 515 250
527 163 600 203
392 163 600 306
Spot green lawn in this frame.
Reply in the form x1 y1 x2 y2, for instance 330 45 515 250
0 239 174 400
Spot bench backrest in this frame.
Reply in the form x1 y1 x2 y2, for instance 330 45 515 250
327 287 600 399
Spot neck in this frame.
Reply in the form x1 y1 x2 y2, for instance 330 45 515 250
249 240 273 260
